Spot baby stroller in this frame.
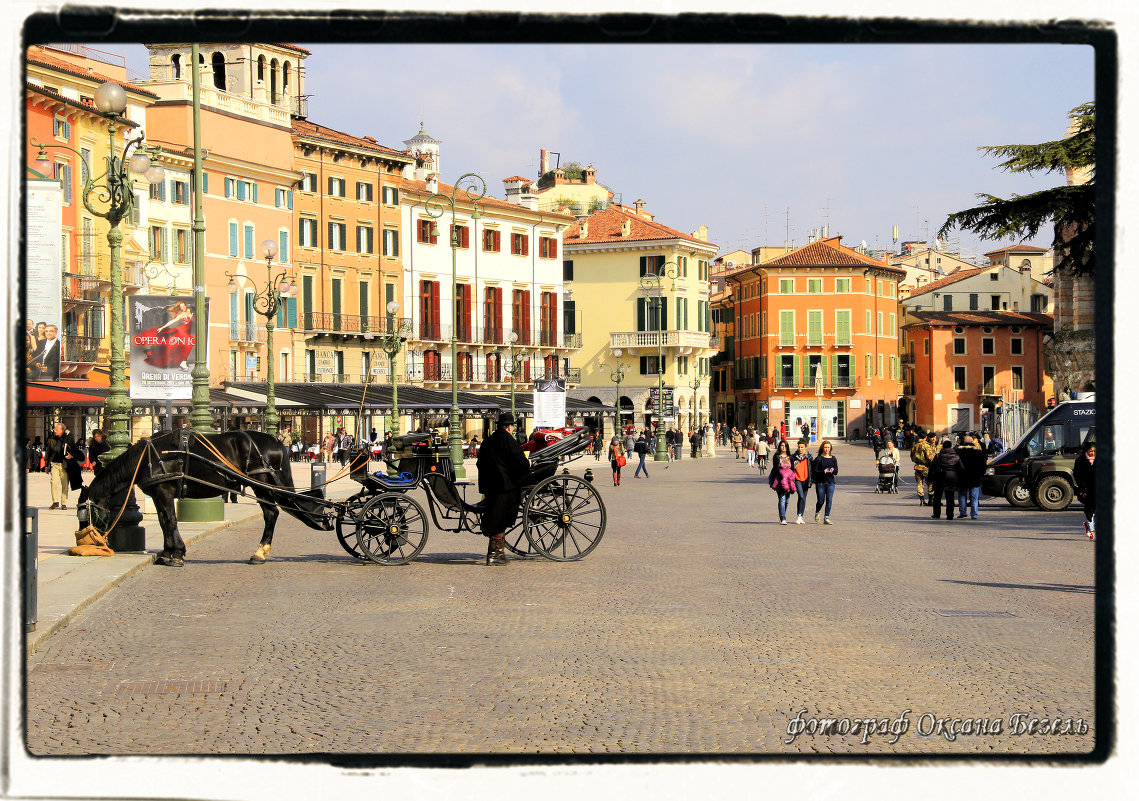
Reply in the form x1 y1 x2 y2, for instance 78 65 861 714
875 453 900 493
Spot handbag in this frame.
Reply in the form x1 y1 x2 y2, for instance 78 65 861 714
39 455 46 470
616 454 626 467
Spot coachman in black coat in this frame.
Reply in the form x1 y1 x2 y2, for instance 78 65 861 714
929 440 964 520
476 413 532 565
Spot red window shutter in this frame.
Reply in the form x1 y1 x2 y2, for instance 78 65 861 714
432 281 441 338
523 290 531 341
550 239 557 258
523 235 529 256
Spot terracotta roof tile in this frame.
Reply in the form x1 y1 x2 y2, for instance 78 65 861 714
292 118 409 156
984 243 1048 256
401 179 574 220
26 82 141 127
26 46 159 99
502 175 530 182
903 266 992 299
908 310 1053 327
764 236 894 269
563 204 714 248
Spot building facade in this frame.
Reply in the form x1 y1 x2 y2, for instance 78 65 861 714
562 203 719 437
983 243 1053 285
901 311 1052 434
727 236 905 440
902 263 1053 316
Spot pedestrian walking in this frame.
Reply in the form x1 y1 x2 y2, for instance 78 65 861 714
608 436 626 486
755 433 771 472
731 427 743 459
476 412 532 566
624 429 636 459
872 429 883 460
44 422 80 509
322 432 336 464
789 439 813 524
744 427 757 466
812 440 839 524
910 432 937 505
929 440 963 520
768 440 796 524
689 427 703 458
632 433 651 478
1073 441 1096 540
955 435 986 520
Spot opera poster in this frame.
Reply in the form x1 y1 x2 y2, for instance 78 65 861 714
25 179 63 382
128 295 209 400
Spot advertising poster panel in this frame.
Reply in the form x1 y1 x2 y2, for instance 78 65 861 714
128 295 209 400
533 377 567 429
26 180 64 381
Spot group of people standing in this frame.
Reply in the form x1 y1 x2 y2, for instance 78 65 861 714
908 432 988 520
731 425 778 471
29 423 109 510
767 438 839 525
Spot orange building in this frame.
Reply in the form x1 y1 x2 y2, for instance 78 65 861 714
901 311 1052 434
726 237 905 440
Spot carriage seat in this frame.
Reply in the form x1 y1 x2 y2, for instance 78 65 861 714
391 433 433 450
370 470 418 486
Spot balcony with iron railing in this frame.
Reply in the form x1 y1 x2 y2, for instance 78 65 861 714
229 321 267 343
609 330 720 352
404 325 582 350
302 312 408 336
769 375 860 390
775 333 855 349
61 335 101 364
62 274 104 306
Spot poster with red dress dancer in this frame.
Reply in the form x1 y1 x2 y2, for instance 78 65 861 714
128 295 210 400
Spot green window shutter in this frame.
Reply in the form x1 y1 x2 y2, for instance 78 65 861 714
792 355 799 386
660 298 668 331
202 172 209 194
808 311 822 345
865 310 872 333
637 298 646 331
779 310 794 346
287 297 297 329
277 304 285 328
229 222 238 257
279 231 288 263
832 354 839 384
639 256 647 276
802 355 809 385
244 225 254 259
287 190 293 209
252 183 258 203
676 299 682 330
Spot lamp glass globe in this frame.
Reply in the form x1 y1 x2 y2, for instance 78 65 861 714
261 239 279 260
93 82 128 115
128 152 152 175
386 301 400 315
144 164 166 184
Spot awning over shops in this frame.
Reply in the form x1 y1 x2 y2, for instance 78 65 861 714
25 382 107 408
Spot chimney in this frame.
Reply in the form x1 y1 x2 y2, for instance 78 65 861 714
580 221 589 238
621 218 632 237
553 167 566 186
633 198 646 215
691 225 708 242
540 148 549 176
583 165 596 185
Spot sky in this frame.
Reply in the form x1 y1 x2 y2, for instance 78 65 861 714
104 42 1094 259
99 41 1094 261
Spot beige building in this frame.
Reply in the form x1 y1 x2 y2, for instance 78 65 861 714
984 243 1053 285
502 148 614 217
891 247 980 297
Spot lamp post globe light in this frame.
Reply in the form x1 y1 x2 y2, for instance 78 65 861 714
422 172 486 480
502 330 528 423
227 239 294 435
601 348 632 438
379 300 412 437
32 80 165 549
640 260 680 461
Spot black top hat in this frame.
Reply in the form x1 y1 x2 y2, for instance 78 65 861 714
496 412 516 426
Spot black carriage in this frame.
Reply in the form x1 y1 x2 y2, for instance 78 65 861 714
332 428 607 565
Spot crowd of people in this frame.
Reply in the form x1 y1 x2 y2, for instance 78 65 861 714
25 424 109 510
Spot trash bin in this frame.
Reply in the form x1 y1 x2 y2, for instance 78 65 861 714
311 463 326 499
24 507 38 633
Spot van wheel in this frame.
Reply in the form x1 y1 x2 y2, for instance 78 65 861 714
1034 475 1074 511
1004 477 1034 508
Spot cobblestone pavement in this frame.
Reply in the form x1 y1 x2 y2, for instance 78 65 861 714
25 442 1096 756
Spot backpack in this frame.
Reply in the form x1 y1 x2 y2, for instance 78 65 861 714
910 443 924 464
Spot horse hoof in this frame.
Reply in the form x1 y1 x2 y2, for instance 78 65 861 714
156 555 184 567
248 556 265 565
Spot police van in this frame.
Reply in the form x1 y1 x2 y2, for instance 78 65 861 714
981 396 1095 508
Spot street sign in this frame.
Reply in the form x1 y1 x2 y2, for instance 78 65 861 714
649 387 675 418
533 377 567 428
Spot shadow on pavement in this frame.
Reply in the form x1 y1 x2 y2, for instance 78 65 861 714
939 579 1094 594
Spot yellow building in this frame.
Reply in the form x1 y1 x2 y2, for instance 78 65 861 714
563 202 719 436
502 148 614 217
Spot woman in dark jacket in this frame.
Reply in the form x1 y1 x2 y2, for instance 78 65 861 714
86 429 110 477
788 439 814 524
929 440 963 520
1072 441 1096 540
811 440 839 524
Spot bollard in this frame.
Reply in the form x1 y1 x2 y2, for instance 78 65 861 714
311 463 327 499
24 507 38 632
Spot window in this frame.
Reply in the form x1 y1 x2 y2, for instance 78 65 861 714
53 116 72 139
678 256 688 277
877 311 883 335
990 271 1000 281
865 309 872 333
450 224 469 249
639 356 663 376
865 277 872 293
563 260 573 281
877 280 884 296
991 295 1001 311
355 181 373 201
229 221 239 257
982 338 994 355
299 218 318 247
174 229 190 264
924 338 930 356
382 228 399 257
417 219 437 244
779 278 794 294
953 337 966 355
328 176 346 197
1011 338 1023 355
149 226 167 261
278 230 289 264
381 186 399 205
878 353 884 379
244 224 254 259
969 293 979 311
1012 366 1024 391
482 228 501 252
539 236 558 259
80 147 91 184
889 313 896 336
356 225 374 254
954 366 966 391
275 188 293 208
835 310 851 345
236 180 247 201
511 233 529 256
359 281 370 319
301 172 318 192
53 163 72 204
779 310 794 346
807 310 823 345
983 365 995 394
149 180 166 202
328 222 347 251
639 254 664 276
836 277 851 293
808 278 822 294
171 180 189 205
943 295 953 311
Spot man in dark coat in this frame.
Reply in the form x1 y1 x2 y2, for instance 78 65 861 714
44 422 80 509
954 435 987 519
476 412 532 565
929 440 964 520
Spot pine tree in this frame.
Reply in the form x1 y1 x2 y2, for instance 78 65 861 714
939 102 1095 277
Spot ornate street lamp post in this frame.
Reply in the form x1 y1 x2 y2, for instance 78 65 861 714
377 300 412 436
33 80 165 549
502 331 528 423
640 260 680 461
423 173 485 480
689 373 705 458
227 240 295 436
601 348 632 438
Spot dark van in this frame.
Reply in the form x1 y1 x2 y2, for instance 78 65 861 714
982 398 1096 507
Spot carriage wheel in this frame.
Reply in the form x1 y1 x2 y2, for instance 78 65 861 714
334 493 371 559
355 493 429 565
503 517 538 557
522 474 606 561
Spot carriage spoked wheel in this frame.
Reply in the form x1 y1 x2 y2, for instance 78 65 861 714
354 492 429 565
522 474 606 561
503 520 538 557
334 493 371 559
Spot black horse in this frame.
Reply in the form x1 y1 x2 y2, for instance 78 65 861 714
77 430 333 567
